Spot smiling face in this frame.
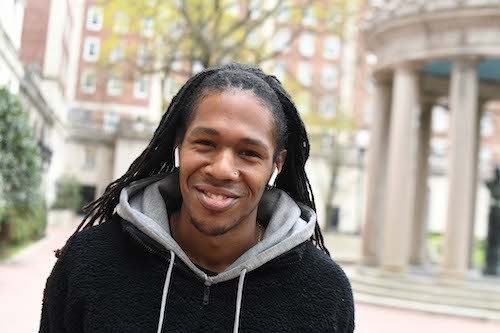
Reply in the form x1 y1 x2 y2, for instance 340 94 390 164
177 90 286 237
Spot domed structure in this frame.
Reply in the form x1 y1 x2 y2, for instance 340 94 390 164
362 0 500 276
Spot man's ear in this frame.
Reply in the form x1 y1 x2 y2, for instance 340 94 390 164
275 149 287 173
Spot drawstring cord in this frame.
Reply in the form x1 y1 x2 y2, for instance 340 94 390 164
156 251 176 333
155 254 247 333
233 268 248 333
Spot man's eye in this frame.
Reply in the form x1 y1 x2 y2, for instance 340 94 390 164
195 140 215 147
241 150 261 159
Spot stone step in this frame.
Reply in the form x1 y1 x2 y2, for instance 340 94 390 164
349 273 500 305
354 293 500 322
345 267 500 320
351 281 500 311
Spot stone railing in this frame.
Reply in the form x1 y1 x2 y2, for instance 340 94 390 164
366 0 500 26
117 118 156 139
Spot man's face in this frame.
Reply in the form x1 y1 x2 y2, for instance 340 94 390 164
178 90 285 237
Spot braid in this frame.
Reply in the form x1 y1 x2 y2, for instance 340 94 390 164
263 75 329 255
56 64 329 257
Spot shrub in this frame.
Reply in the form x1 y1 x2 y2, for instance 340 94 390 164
52 176 82 212
7 199 47 245
0 87 45 250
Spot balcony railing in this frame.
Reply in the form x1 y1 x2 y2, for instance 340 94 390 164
365 0 500 27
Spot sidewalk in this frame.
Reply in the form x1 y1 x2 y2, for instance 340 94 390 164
0 221 77 333
325 232 500 332
1 225 500 332
355 302 500 333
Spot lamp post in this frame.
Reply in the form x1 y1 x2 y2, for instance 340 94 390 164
355 130 369 234
484 166 500 276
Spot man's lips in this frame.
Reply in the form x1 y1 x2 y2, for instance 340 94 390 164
194 185 240 212
196 190 236 212
194 184 240 198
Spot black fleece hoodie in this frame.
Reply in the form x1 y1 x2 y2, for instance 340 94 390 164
40 173 355 332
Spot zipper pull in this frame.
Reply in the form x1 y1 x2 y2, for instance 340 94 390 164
203 282 211 305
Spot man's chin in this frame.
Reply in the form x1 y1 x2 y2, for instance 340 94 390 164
190 218 230 237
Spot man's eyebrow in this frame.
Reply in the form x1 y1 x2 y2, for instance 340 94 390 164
240 138 270 151
190 127 220 136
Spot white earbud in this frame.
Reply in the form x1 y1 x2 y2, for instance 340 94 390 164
174 147 180 168
268 167 279 187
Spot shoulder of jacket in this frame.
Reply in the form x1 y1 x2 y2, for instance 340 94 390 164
301 241 352 288
60 215 124 260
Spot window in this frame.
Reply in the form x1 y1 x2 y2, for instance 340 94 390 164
248 31 261 47
324 35 340 60
107 75 123 96
227 2 240 16
83 37 100 62
141 18 154 38
192 61 204 74
432 105 449 133
299 33 315 58
481 112 494 137
366 53 378 65
164 77 180 100
113 12 129 34
298 62 313 87
109 44 124 64
431 137 448 156
104 112 120 133
80 69 96 94
134 76 149 99
296 91 311 114
480 147 492 163
274 29 291 53
302 8 316 26
249 0 263 20
274 62 287 81
83 146 96 169
137 46 148 66
319 96 336 118
363 101 374 124
86 6 103 31
172 59 183 72
277 4 291 22
321 66 338 90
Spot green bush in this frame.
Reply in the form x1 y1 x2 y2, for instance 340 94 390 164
52 176 82 212
7 199 47 245
0 87 45 252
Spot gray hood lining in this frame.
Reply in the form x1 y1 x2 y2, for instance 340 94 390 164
116 172 316 284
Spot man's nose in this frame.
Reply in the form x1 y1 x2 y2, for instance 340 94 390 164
207 149 239 181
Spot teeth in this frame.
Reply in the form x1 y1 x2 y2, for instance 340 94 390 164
204 191 228 200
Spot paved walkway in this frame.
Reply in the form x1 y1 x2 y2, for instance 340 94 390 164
0 221 77 333
1 225 500 332
356 303 500 333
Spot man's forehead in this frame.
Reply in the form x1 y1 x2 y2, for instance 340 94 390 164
187 92 275 137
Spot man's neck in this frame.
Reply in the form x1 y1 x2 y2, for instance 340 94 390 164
169 209 260 273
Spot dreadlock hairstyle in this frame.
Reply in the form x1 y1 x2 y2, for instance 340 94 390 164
56 63 329 257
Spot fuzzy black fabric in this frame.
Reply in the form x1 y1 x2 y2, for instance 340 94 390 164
40 215 355 332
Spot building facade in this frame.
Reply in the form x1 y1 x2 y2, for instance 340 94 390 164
59 0 163 205
0 0 26 94
362 0 500 277
18 0 85 205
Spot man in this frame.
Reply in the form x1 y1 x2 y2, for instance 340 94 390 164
40 64 354 332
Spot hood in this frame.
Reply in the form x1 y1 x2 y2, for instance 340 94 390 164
116 171 316 283
115 171 316 332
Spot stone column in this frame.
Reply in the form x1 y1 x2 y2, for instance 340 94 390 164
381 65 420 272
442 58 479 278
409 103 433 265
467 101 485 268
362 78 392 266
